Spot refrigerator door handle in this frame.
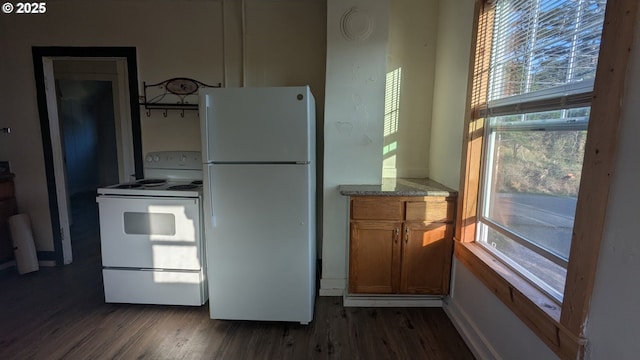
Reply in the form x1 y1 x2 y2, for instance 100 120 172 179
201 95 211 159
209 179 216 228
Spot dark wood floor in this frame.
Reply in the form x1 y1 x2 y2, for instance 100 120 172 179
0 192 474 359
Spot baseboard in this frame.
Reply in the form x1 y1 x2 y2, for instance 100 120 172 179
444 297 502 360
1 260 55 271
344 294 443 307
319 277 345 296
0 260 16 271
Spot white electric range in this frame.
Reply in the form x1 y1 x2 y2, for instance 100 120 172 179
96 151 207 306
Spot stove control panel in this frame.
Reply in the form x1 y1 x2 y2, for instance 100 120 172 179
144 151 202 170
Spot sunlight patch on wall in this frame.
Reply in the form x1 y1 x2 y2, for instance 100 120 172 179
384 67 401 136
383 67 402 178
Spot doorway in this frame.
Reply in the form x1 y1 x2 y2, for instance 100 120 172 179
55 62 122 258
33 47 143 266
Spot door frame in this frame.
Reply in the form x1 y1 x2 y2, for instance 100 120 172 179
53 61 136 185
33 47 143 265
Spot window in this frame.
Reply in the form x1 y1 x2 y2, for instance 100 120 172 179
476 0 606 302
455 0 637 358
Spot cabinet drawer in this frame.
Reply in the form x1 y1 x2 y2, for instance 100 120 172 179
351 197 403 221
405 198 454 222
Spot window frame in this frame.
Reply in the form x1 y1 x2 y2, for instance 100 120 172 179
454 0 638 358
477 107 591 302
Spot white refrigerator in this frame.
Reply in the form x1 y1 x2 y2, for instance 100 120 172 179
199 86 316 324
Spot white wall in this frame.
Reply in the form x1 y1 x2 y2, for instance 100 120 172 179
385 0 438 179
320 0 389 295
0 0 325 255
429 0 474 190
584 5 640 358
244 0 326 91
447 260 558 359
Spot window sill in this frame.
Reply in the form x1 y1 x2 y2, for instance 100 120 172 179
454 241 584 359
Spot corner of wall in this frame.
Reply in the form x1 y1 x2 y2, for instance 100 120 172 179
321 0 391 295
427 0 475 190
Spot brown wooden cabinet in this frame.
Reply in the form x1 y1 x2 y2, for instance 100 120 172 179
348 196 455 295
0 174 17 264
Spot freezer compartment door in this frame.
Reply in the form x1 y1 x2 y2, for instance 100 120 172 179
97 196 203 270
205 164 316 323
103 268 206 306
200 86 315 162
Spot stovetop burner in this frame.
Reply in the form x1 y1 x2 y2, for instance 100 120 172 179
116 183 143 189
99 151 203 198
137 179 167 186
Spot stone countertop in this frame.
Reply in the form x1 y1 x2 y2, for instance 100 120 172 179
339 178 458 197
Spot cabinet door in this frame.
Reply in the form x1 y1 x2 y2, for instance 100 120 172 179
400 222 453 294
349 222 402 294
0 197 17 263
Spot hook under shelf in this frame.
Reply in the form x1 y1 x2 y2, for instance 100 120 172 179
139 78 221 119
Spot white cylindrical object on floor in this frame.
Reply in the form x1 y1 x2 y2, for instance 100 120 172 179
8 213 39 274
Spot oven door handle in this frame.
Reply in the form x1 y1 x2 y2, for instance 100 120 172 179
97 196 198 204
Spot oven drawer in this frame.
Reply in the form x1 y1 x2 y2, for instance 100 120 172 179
97 196 203 270
103 268 206 306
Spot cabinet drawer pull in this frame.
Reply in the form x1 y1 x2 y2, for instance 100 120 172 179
405 227 409 244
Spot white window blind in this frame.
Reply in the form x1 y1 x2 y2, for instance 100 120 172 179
483 0 607 117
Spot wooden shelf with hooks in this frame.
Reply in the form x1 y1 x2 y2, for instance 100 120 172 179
139 78 221 117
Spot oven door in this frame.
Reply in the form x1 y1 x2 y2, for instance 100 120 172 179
97 195 202 270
